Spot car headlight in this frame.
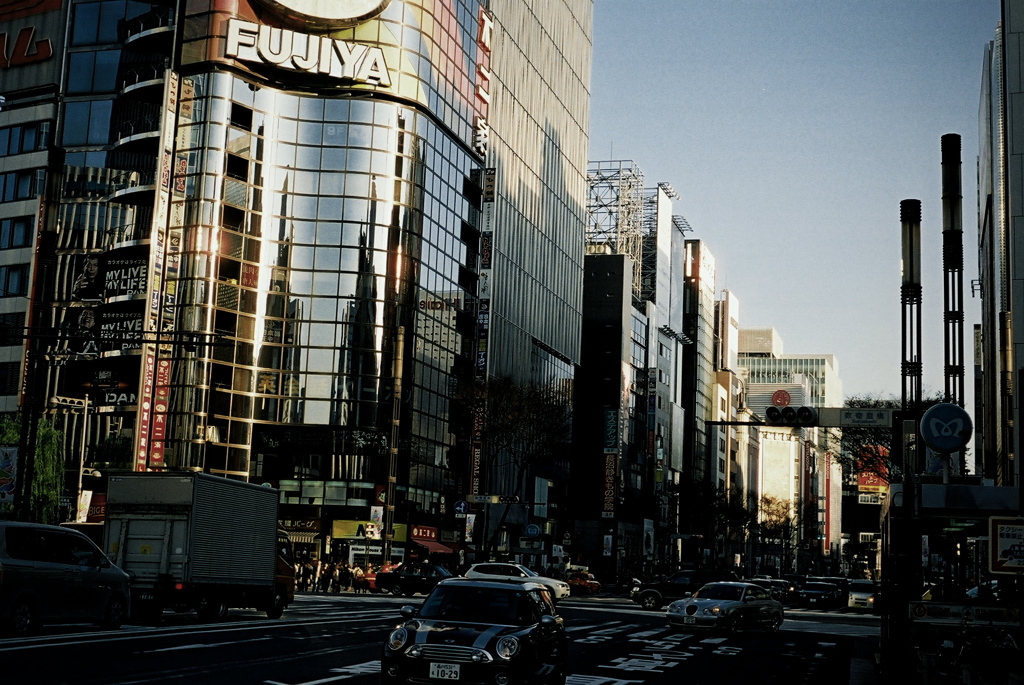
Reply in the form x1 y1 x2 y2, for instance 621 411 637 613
387 627 409 651
667 603 683 614
703 606 722 615
495 636 520 659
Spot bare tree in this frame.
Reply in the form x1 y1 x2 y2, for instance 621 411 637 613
458 377 572 559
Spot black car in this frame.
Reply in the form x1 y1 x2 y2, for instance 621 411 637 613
373 562 453 597
629 569 740 610
795 582 841 609
382 577 568 685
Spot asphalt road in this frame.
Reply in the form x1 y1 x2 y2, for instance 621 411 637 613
3 592 881 685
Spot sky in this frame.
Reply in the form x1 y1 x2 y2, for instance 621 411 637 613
588 0 1002 402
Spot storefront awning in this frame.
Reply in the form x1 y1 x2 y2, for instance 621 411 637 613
414 539 454 554
288 531 318 544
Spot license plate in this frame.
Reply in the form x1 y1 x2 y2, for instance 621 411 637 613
684 616 696 624
809 598 817 603
429 663 460 680
137 593 154 600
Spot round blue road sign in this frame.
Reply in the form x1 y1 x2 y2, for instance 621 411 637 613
920 403 973 453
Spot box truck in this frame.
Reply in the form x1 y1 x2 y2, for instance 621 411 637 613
104 472 294 622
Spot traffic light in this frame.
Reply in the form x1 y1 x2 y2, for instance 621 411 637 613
764 405 817 426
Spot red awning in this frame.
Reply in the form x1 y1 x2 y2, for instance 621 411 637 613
414 539 454 554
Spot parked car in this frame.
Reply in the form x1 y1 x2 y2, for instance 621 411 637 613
0 521 131 635
567 572 602 596
847 579 878 611
381 577 568 685
750 578 790 603
665 581 784 634
795 581 841 609
463 563 571 601
374 562 453 597
630 569 740 610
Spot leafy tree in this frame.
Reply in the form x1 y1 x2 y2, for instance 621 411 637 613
758 495 794 573
0 413 65 523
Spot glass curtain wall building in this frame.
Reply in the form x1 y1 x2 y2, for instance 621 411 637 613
1 0 592 558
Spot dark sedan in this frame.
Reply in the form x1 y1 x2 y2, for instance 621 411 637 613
382 577 568 685
795 582 841 609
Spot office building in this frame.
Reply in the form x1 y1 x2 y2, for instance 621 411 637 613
0 0 592 562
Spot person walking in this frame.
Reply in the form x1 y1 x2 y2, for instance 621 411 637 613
352 564 366 593
340 563 353 592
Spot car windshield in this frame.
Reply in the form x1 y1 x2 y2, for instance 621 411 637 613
419 586 540 626
693 584 743 601
850 581 876 592
519 566 538 577
805 583 835 591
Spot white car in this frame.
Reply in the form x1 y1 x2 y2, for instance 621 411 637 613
463 563 571 600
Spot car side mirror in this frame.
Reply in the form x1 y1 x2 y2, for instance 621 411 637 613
683 592 692 598
400 605 417 618
540 615 557 627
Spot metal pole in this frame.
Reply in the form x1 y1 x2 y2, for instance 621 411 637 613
74 395 89 522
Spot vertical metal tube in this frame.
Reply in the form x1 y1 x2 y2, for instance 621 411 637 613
901 199 923 415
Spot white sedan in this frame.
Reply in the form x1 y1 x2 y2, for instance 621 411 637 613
463 562 571 600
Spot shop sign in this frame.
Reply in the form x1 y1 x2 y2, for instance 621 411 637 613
225 19 391 86
411 525 438 541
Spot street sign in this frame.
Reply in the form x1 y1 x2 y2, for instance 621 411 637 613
817 407 893 428
454 500 469 518
990 517 1024 574
467 494 499 504
920 403 973 453
525 523 540 538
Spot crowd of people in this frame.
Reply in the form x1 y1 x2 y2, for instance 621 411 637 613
295 559 399 593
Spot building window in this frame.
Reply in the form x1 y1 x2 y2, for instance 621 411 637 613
0 312 25 345
0 171 37 203
0 361 19 395
62 100 113 146
0 264 29 297
0 217 32 249
0 122 47 158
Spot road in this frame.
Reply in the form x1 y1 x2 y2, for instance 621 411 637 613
3 593 880 685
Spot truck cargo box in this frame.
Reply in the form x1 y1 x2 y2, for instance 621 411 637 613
105 472 278 588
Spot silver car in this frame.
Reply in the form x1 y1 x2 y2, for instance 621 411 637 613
463 562 571 601
0 521 131 635
847 580 878 610
666 581 784 634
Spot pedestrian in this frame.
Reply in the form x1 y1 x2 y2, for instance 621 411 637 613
319 563 333 593
352 564 365 593
340 563 353 592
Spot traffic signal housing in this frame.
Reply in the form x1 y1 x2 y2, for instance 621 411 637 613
764 405 818 427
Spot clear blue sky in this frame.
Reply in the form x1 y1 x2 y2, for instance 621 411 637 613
589 0 1001 401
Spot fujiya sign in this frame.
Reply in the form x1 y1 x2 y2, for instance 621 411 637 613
225 18 391 86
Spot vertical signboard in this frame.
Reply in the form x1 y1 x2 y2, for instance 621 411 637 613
133 71 179 470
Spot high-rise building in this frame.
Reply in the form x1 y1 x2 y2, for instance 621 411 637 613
739 330 843 572
977 8 1014 486
0 1 592 563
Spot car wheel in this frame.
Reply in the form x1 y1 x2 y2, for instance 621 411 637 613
390 585 404 597
265 590 287 619
196 594 228 621
767 614 783 633
8 598 36 636
99 596 127 630
723 616 739 636
639 593 661 610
